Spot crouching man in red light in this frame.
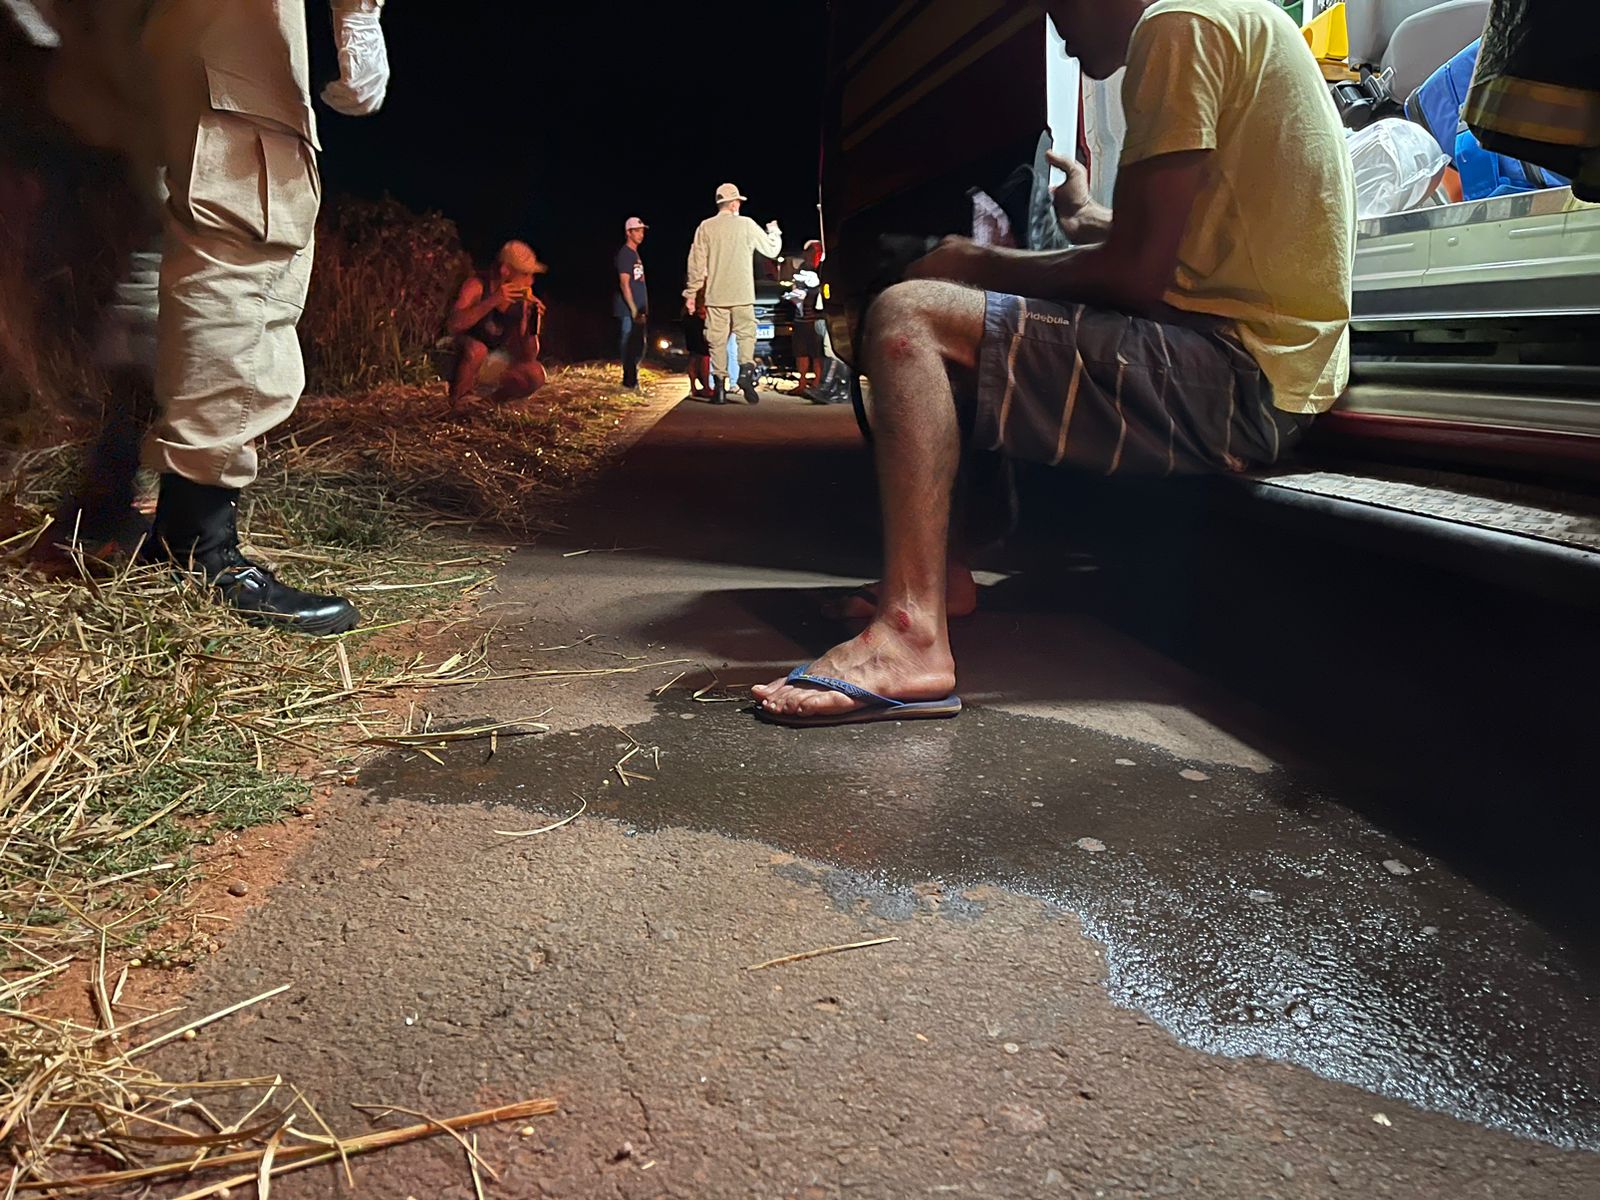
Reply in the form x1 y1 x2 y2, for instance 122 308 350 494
446 240 548 413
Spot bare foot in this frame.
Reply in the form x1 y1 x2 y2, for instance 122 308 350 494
827 563 979 621
752 618 956 721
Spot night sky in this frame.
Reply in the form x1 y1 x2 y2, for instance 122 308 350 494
307 0 829 319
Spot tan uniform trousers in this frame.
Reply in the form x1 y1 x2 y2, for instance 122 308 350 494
51 0 322 489
704 305 757 382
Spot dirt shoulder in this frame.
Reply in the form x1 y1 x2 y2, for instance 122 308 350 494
0 370 669 1192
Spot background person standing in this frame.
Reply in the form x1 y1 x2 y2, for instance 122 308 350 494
683 182 782 405
786 238 827 397
615 216 649 390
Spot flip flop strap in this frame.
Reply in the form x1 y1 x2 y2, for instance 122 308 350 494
786 664 904 709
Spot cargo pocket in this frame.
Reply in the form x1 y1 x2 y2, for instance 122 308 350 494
180 63 321 250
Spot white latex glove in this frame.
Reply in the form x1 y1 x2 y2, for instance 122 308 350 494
1 0 61 47
322 0 390 117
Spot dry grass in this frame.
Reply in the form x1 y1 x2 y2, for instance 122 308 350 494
0 365 648 1190
0 504 501 1188
1 169 651 1185
298 198 473 394
285 367 652 534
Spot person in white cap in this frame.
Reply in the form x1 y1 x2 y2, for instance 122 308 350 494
445 240 549 411
21 0 392 636
683 182 783 405
615 217 650 390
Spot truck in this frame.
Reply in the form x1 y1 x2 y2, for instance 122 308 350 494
820 0 1600 597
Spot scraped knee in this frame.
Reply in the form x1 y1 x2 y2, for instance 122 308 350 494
868 279 984 368
867 280 943 364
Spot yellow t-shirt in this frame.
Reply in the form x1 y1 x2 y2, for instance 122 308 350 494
1120 0 1355 412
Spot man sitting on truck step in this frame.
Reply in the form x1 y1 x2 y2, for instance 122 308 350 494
754 0 1355 726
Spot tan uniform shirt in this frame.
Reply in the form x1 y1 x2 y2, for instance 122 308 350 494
684 209 783 309
1120 0 1356 413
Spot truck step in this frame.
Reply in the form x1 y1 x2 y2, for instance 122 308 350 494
1231 464 1600 606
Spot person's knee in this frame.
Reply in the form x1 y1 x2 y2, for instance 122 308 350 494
868 280 981 370
867 281 941 362
504 361 546 396
457 338 489 366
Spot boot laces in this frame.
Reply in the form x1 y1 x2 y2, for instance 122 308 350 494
209 545 277 593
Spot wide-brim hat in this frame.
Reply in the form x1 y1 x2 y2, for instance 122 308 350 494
497 240 549 275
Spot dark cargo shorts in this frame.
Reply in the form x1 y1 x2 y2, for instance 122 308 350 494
973 293 1313 475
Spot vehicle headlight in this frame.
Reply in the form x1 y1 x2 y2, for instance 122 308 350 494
657 338 670 351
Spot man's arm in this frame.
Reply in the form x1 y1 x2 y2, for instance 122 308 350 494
918 8 1223 293
684 228 708 309
751 218 783 260
906 149 1211 313
447 276 501 336
617 251 639 319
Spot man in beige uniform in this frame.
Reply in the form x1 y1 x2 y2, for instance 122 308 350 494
755 0 1355 725
32 0 389 635
683 182 783 405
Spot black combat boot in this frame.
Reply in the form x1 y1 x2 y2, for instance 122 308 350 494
147 474 360 636
710 375 728 405
738 365 761 405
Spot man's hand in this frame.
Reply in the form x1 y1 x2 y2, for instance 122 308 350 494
490 281 519 310
905 236 992 287
322 1 390 116
1047 150 1092 226
766 220 782 236
1046 149 1113 244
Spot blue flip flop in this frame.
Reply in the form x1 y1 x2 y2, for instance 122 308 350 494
756 664 963 728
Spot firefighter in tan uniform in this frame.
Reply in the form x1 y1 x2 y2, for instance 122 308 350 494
28 0 389 635
682 182 783 405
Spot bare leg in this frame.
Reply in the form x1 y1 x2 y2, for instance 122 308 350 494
754 280 985 719
831 445 1010 619
830 559 980 620
689 355 710 394
450 337 489 409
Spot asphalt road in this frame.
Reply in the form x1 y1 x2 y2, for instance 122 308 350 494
155 379 1600 1198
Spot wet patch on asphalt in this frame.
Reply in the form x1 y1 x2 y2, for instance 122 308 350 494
359 697 1600 1151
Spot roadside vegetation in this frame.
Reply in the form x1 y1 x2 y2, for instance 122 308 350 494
0 198 645 1189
